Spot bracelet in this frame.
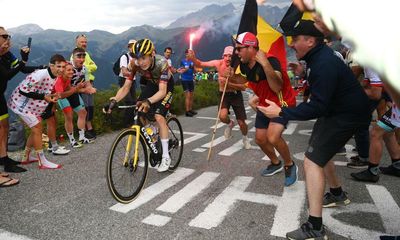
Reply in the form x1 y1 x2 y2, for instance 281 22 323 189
145 98 152 105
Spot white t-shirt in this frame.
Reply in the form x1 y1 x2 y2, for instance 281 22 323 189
8 68 56 117
364 67 383 87
119 53 133 78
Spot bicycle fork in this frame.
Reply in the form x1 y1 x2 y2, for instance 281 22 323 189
123 126 141 167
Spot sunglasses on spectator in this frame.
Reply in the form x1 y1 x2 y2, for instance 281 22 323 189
75 34 87 39
74 53 86 58
1 34 11 40
235 46 249 51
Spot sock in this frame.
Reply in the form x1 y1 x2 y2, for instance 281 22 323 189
368 162 379 175
67 132 75 143
51 141 59 150
308 215 322 230
36 149 60 169
161 139 170 158
79 129 85 140
271 160 282 166
330 186 343 196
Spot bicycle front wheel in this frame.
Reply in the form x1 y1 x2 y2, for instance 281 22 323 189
167 116 184 171
106 128 148 203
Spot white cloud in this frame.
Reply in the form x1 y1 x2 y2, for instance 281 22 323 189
2 0 254 34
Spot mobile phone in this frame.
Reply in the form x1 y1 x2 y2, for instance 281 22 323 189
27 37 32 48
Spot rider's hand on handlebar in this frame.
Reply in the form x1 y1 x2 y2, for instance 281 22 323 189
137 99 151 113
103 98 117 114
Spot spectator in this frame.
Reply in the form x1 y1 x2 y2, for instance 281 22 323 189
118 39 136 127
179 49 197 117
8 54 67 169
74 34 97 139
258 20 370 239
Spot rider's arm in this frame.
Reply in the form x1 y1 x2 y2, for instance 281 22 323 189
112 80 133 102
148 81 167 104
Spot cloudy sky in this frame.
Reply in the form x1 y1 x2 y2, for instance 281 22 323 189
2 0 287 34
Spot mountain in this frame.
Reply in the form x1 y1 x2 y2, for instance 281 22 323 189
7 3 290 91
166 3 236 29
8 24 44 36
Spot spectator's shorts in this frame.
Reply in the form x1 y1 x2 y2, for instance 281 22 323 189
220 91 247 121
255 110 288 129
0 95 9 121
58 93 85 113
377 107 399 132
181 81 194 92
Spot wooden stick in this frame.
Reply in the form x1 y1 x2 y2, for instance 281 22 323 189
207 74 230 161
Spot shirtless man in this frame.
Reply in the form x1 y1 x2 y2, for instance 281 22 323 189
188 46 251 149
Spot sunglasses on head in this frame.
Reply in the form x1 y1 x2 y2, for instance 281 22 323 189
75 34 87 39
75 53 86 58
1 34 11 40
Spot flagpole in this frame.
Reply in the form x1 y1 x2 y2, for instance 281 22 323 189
207 73 230 161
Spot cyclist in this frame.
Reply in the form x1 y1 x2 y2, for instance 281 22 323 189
106 39 174 172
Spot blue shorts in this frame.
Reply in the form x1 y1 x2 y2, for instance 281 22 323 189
58 93 85 113
255 110 288 129
181 81 194 92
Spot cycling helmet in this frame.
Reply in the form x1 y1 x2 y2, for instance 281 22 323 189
132 39 154 58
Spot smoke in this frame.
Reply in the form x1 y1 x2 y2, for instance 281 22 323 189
191 13 240 41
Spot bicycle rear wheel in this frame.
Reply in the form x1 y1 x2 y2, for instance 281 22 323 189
166 116 184 171
106 128 148 203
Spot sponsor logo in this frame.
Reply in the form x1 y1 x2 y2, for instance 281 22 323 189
142 127 158 154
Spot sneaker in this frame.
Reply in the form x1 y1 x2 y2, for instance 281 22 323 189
242 136 251 149
85 130 96 140
286 222 328 240
51 147 71 155
224 120 234 139
380 162 400 177
351 169 379 183
185 111 194 117
336 147 346 156
189 110 198 115
71 141 83 148
157 157 171 172
346 156 368 169
261 161 283 176
322 191 351 208
79 137 94 144
284 163 298 187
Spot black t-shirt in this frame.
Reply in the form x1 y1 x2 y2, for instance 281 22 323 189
239 57 281 83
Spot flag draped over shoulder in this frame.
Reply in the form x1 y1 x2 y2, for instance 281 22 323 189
234 0 296 107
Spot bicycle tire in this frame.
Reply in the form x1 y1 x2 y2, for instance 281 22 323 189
166 116 184 171
106 128 148 203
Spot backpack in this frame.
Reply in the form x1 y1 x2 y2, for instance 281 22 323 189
112 53 129 76
7 120 26 152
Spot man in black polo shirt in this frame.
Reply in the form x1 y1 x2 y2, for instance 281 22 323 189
258 20 370 239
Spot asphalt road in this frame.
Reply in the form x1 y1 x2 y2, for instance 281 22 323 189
1 97 399 240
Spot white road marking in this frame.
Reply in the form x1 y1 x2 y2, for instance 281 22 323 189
201 136 227 148
232 120 252 131
218 139 253 156
250 113 256 119
249 127 256 132
189 176 280 229
182 132 208 145
0 229 33 240
156 172 220 213
283 123 298 135
298 129 312 136
210 122 226 129
109 167 195 213
270 181 306 237
192 148 207 153
367 185 400 234
142 214 171 226
261 142 288 161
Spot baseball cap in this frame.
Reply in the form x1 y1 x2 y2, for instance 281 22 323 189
284 20 324 37
128 39 136 46
223 46 234 55
235 32 258 47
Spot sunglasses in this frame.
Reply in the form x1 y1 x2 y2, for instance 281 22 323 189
74 53 86 58
235 46 249 51
1 34 11 40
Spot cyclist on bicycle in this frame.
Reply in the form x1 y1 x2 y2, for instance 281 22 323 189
107 39 174 172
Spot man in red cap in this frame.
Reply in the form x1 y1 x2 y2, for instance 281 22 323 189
188 46 251 149
231 32 298 187
258 20 370 239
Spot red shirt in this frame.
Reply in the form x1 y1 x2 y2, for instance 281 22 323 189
54 76 71 93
